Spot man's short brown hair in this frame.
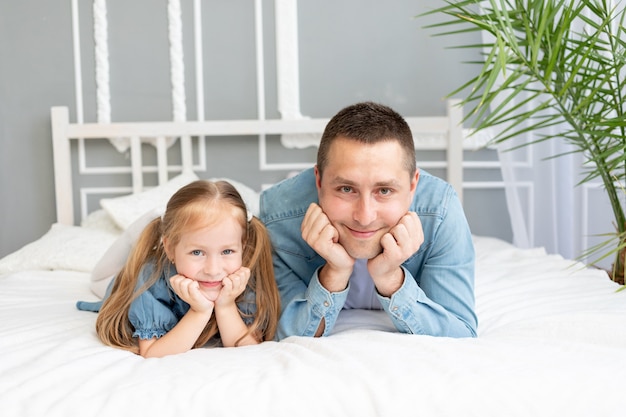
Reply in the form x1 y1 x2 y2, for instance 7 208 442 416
316 102 416 178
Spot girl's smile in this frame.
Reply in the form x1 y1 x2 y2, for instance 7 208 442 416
198 280 223 289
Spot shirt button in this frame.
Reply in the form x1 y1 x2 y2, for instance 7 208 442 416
392 306 398 311
323 301 330 307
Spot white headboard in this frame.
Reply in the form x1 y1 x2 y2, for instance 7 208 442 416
51 99 465 226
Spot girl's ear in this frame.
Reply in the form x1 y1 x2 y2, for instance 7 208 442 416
162 237 173 262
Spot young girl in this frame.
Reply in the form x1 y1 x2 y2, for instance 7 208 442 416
79 180 280 358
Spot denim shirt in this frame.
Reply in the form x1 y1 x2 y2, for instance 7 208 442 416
260 168 477 340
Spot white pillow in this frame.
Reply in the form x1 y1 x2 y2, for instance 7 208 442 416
90 206 164 298
100 172 199 230
80 208 123 235
0 223 119 274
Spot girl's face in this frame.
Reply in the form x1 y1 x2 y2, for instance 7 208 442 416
168 213 244 300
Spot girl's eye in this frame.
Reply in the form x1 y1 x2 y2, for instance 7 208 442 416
222 249 234 255
191 250 203 256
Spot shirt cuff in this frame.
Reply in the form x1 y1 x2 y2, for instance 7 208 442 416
376 266 423 334
306 268 349 335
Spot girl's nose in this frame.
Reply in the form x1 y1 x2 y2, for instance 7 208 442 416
203 257 221 276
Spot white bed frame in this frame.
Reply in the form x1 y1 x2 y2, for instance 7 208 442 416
51 99 464 226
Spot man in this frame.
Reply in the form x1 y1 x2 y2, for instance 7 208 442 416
260 102 477 340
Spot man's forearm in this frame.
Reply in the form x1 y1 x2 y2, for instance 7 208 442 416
277 273 348 339
377 268 477 337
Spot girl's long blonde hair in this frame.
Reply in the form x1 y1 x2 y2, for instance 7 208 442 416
95 180 280 354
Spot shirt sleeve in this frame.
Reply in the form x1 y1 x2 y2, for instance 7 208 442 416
128 267 181 340
377 192 477 337
376 266 476 337
275 263 349 339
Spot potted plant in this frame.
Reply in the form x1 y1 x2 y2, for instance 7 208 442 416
421 0 625 285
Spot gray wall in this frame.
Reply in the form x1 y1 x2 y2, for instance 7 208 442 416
0 0 511 258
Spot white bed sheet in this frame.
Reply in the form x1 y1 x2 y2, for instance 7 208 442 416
1 236 626 417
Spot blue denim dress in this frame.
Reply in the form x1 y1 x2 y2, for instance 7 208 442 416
77 261 256 340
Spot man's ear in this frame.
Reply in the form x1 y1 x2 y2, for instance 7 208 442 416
314 165 322 191
410 168 420 193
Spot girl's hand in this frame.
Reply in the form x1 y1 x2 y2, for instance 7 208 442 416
214 267 250 308
140 276 215 358
170 274 215 314
212 267 258 347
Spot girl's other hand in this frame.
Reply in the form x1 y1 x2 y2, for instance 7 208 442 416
214 267 250 307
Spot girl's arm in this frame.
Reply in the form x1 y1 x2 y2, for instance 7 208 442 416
139 275 215 358
138 308 213 357
214 302 259 346
214 268 260 347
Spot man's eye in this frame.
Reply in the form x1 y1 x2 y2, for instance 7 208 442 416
380 188 392 195
340 186 352 193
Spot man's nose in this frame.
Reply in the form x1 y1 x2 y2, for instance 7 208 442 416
353 195 376 225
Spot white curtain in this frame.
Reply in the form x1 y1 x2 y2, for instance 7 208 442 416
497 126 589 259
499 120 621 270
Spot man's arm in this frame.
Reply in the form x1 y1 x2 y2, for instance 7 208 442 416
368 211 423 296
272 255 349 339
263 199 357 339
375 191 477 337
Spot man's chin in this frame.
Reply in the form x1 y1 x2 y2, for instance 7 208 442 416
342 242 383 260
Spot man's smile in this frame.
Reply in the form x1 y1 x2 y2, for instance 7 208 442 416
344 225 380 239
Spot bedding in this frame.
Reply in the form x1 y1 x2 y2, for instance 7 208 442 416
1 219 625 416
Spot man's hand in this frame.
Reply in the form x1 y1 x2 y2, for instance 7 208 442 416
368 212 424 297
301 203 354 292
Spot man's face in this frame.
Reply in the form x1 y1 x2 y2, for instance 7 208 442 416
315 137 419 259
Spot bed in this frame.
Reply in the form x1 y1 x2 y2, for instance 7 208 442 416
1 101 626 417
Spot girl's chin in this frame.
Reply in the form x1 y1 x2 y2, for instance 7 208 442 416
199 285 221 298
